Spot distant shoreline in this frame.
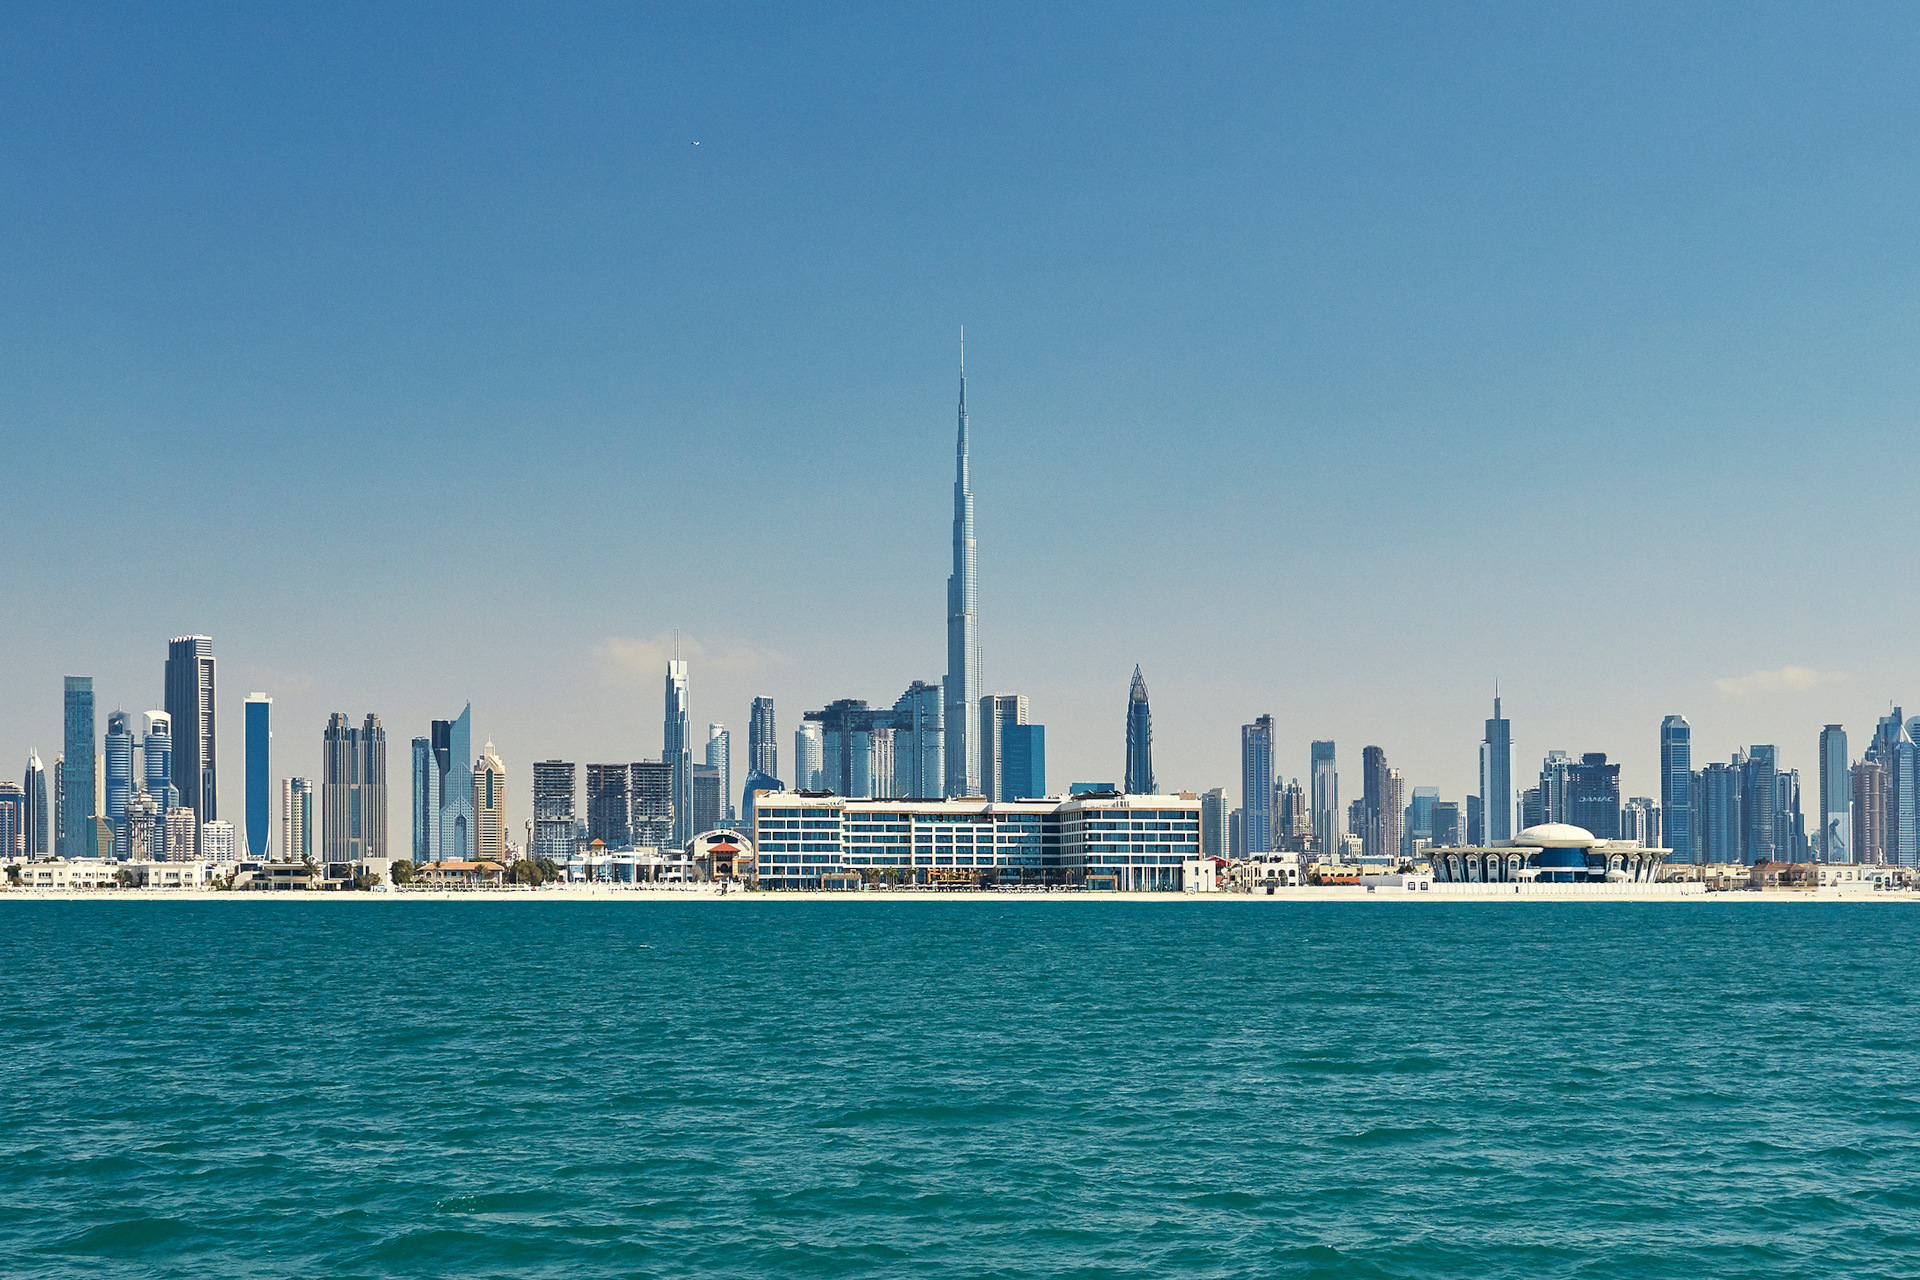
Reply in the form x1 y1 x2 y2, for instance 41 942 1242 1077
1 886 1912 904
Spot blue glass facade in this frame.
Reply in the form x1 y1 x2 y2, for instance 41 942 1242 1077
1242 717 1274 853
245 696 271 861
1660 715 1692 863
1124 667 1153 795
104 711 133 859
60 677 95 859
1003 725 1045 801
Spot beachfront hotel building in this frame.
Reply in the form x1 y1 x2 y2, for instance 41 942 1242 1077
749 790 1206 891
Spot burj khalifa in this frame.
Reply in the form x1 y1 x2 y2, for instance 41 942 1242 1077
944 332 981 798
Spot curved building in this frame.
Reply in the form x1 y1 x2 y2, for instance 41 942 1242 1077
1428 823 1667 885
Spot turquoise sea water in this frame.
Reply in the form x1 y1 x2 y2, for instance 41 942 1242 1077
2 899 1917 1278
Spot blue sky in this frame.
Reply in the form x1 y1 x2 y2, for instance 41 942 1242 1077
6 2 1920 836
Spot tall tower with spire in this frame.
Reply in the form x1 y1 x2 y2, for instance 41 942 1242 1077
944 331 982 797
1125 667 1154 794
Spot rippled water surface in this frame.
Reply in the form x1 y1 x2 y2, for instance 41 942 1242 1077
3 899 1918 1278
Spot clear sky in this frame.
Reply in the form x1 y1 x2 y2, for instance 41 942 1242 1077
6 3 1920 840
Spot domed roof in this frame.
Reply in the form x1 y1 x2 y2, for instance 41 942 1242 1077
1516 822 1598 847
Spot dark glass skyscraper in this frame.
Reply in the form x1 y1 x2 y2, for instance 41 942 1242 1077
164 636 217 840
586 764 631 847
60 677 95 859
1660 715 1693 864
1568 752 1621 839
104 710 134 858
944 334 981 798
532 760 576 863
322 713 386 862
1124 666 1154 795
1479 695 1512 844
245 694 271 861
1241 716 1275 854
748 697 778 779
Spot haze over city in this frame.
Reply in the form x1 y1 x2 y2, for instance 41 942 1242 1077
7 4 1920 838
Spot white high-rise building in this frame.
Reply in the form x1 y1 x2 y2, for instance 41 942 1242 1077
794 722 824 791
201 819 236 863
706 723 732 821
665 661 692 845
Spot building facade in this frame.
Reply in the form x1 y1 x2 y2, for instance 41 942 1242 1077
631 760 674 848
281 776 314 864
322 713 386 863
1480 696 1512 846
706 723 732 822
432 704 475 863
1660 714 1693 863
1242 716 1275 855
980 694 1029 803
60 677 96 859
748 697 778 778
1568 753 1621 840
793 722 824 792
474 742 506 864
1310 740 1337 861
1818 724 1850 862
586 764 631 847
532 760 576 863
665 660 692 845
752 790 1204 890
164 636 218 848
944 338 982 799
1125 666 1154 795
245 693 271 861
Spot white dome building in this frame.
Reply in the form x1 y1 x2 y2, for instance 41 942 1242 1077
1429 823 1667 885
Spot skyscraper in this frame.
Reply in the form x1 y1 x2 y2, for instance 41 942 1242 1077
282 776 314 864
0 784 22 859
892 681 943 798
410 737 439 863
980 694 1030 802
1124 666 1154 795
1818 725 1850 862
143 712 181 854
474 742 506 864
533 760 576 863
60 677 94 859
104 711 134 858
1480 695 1512 845
944 334 981 799
1741 745 1779 865
706 723 732 821
322 713 386 862
1854 759 1888 864
1568 753 1621 839
23 751 47 858
1361 745 1400 863
666 660 692 845
692 763 722 836
1241 716 1275 854
1660 715 1693 864
1002 724 1046 801
245 693 271 861
586 764 631 847
748 697 778 779
630 760 674 848
432 704 475 862
794 721 824 792
164 636 217 848
1310 741 1337 859
1200 787 1228 860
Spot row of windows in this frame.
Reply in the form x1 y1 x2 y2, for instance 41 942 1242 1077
1091 855 1192 866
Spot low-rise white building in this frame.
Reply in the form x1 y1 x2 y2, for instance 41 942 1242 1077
751 790 1205 890
10 859 120 890
124 860 215 889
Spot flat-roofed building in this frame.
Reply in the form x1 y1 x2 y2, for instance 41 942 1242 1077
751 790 1204 890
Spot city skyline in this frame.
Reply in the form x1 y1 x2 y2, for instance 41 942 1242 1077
10 9 1920 842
